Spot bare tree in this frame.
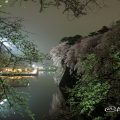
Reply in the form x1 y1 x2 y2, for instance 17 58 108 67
10 0 105 17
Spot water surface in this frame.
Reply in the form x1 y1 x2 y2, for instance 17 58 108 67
0 71 58 120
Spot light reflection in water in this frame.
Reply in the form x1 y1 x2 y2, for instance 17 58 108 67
0 76 32 87
39 71 44 75
49 89 64 115
1 76 33 80
0 71 61 120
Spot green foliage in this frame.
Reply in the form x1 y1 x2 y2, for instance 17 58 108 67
0 17 45 119
88 32 98 37
105 112 117 120
105 45 120 113
68 54 110 116
0 17 43 63
60 35 82 45
110 47 120 71
0 0 9 8
93 116 104 120
0 77 35 120
88 26 109 37
97 26 109 34
68 48 120 119
111 20 120 27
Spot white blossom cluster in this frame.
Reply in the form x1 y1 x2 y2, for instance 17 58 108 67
50 42 70 66
50 40 81 69
50 35 101 70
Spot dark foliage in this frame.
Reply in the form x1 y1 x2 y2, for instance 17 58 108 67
60 35 82 45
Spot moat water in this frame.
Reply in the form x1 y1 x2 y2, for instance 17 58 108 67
0 71 61 120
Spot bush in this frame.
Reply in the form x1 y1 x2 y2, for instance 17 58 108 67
68 54 110 117
60 35 82 45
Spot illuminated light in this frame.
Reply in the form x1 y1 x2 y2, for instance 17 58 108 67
31 69 37 74
32 64 36 68
1 68 36 75
1 76 33 80
3 42 10 48
17 69 22 72
5 0 9 3
0 37 23 56
0 99 7 105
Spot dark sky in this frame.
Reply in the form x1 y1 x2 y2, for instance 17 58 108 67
4 0 120 53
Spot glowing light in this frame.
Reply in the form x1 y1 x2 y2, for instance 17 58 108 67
31 69 37 74
1 68 34 74
32 64 36 68
5 0 9 3
3 42 10 48
1 76 33 79
17 69 22 72
0 99 7 105
0 37 23 56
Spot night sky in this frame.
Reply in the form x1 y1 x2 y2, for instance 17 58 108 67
4 0 120 53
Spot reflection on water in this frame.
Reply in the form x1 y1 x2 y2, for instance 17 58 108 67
1 76 33 80
0 71 45 88
0 71 61 120
0 68 34 74
1 76 32 87
49 89 64 115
